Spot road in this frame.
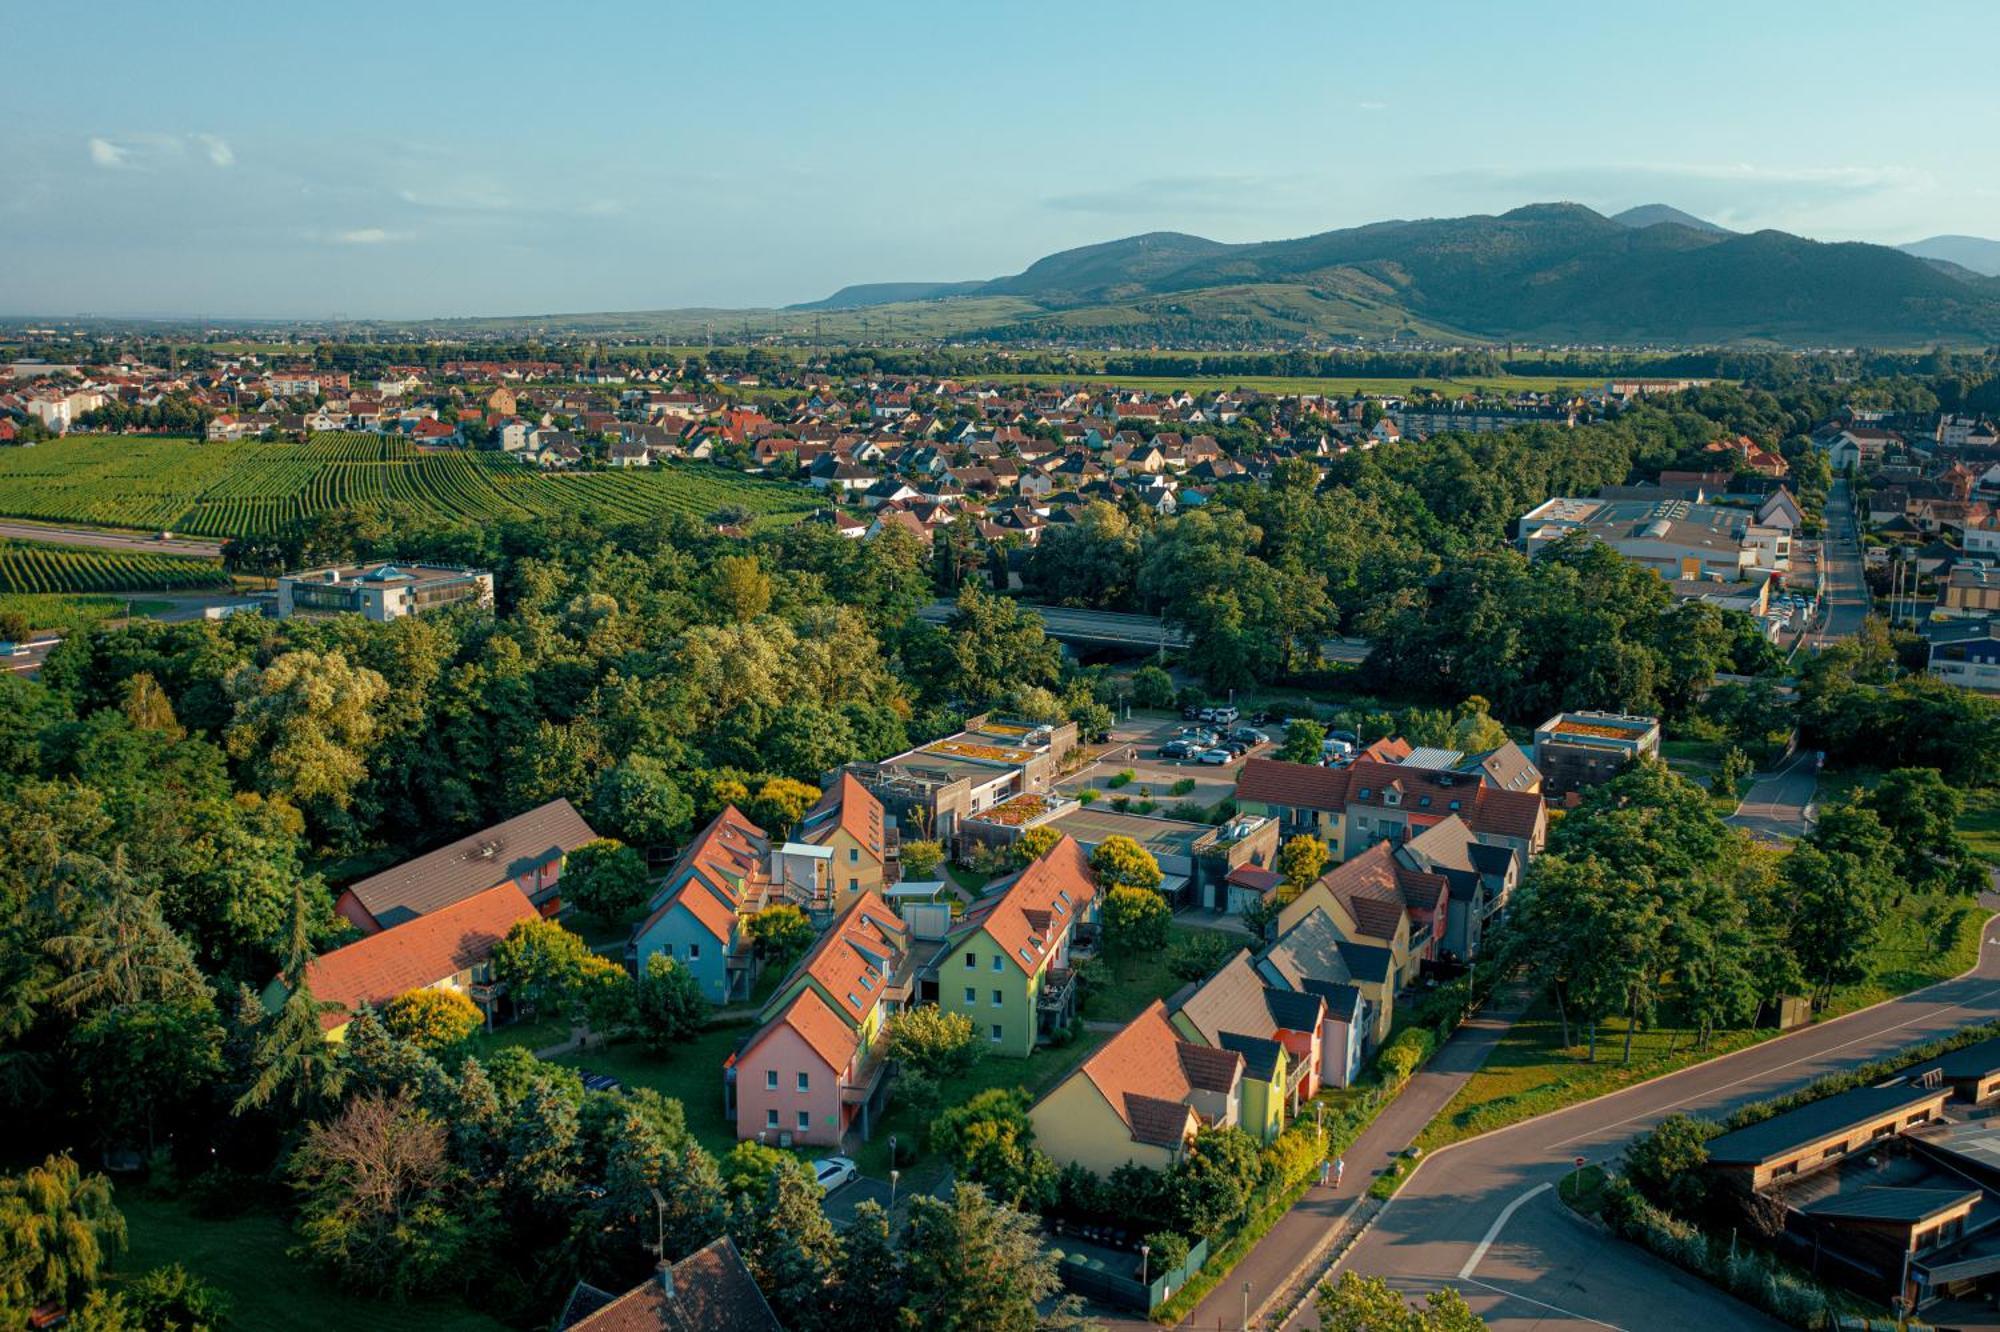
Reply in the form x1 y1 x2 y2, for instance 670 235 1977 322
1 636 59 675
0 520 225 559
1724 751 1819 844
920 600 1370 662
1304 893 2000 1331
1808 478 1868 647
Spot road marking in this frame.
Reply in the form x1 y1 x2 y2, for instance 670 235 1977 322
1459 1276 1629 1330
1458 1182 1550 1279
1546 980 2000 1150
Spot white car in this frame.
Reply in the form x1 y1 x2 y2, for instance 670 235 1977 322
811 1156 859 1192
1197 748 1232 765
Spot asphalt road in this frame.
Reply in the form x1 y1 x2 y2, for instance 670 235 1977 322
1808 479 1868 647
1 636 58 675
0 520 225 559
1724 751 1819 844
920 600 1371 663
1309 893 2000 1331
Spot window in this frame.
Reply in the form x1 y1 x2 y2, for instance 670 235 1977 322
1771 1161 1798 1179
661 942 674 957
1823 1143 1847 1160
992 989 1004 1007
765 1070 778 1091
797 1072 809 1092
990 1024 1003 1043
797 1110 811 1132
965 951 976 968
992 956 1003 972
1418 796 1431 808
766 1109 779 1128
1908 1110 1932 1125
849 847 859 863
963 986 976 1004
849 877 859 892
688 943 701 960
860 974 874 991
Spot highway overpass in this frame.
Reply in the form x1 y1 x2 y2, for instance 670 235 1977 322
918 599 1370 662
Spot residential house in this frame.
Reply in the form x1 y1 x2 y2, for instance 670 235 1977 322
1029 1000 1244 1174
270 882 540 1039
936 835 1097 1057
333 797 597 933
726 891 912 1146
629 807 777 1004
794 773 895 907
1255 905 1395 1068
557 1236 783 1332
1530 711 1662 799
1169 950 1326 1139
1396 815 1521 960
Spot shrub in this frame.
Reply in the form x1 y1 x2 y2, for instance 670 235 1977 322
1134 799 1158 815
1107 769 1136 789
1076 787 1101 805
1170 777 1196 796
899 838 945 880
1375 1027 1436 1087
1144 1230 1190 1276
382 987 484 1051
886 1006 981 1079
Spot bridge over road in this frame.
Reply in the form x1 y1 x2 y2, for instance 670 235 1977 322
917 599 1370 662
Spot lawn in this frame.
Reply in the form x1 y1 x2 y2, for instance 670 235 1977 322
1960 786 2000 866
462 1014 573 1062
546 1022 754 1160
1081 925 1234 1024
1410 893 1986 1154
115 1190 509 1332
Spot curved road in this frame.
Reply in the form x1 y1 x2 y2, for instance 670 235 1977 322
1299 894 2000 1330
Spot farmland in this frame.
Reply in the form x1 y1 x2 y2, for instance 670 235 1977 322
0 538 227 595
0 434 820 539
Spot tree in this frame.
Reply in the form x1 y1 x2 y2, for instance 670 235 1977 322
74 995 224 1152
1276 835 1329 893
1169 929 1236 983
590 756 694 849
1784 842 1890 1007
1012 825 1063 867
562 838 652 925
222 649 388 832
1623 1113 1717 1217
744 904 815 977
886 1005 980 1079
1316 1272 1488 1331
236 884 347 1116
121 1264 231 1332
900 1183 1078 1332
899 838 945 880
1278 718 1327 764
490 918 618 1024
287 1091 485 1297
828 1201 905 1329
1712 745 1753 797
1130 665 1175 709
929 1089 1054 1207
935 584 1062 705
0 1155 127 1313
728 1155 842 1332
383 988 484 1050
1166 1126 1260 1236
1090 834 1163 894
1101 885 1170 973
634 954 708 1051
1863 767 1981 893
710 554 773 622
746 777 820 834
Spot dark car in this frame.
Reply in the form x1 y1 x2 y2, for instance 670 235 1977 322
1328 729 1359 745
1160 740 1194 759
1233 728 1269 746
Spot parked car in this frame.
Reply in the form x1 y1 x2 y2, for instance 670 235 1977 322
1211 706 1240 725
812 1156 859 1192
1233 728 1269 745
1182 705 1204 720
1328 729 1359 745
577 1069 623 1093
0 642 25 658
1160 740 1194 759
1198 748 1232 765
1223 742 1249 757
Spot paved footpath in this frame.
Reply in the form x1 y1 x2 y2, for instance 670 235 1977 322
1096 986 1533 1332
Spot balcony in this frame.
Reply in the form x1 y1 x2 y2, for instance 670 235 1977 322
1038 967 1079 1014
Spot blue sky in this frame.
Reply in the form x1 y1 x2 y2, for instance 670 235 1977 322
5 0 1996 319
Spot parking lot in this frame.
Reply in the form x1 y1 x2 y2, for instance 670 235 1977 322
1055 710 1273 812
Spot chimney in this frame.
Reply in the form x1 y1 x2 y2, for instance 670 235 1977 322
656 1260 675 1300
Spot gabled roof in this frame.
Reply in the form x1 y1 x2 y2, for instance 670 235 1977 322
791 890 908 1025
797 773 885 858
1311 842 1421 937
1066 1000 1244 1148
953 835 1096 975
1218 1030 1284 1082
634 806 770 944
1177 950 1328 1052
1235 758 1351 811
744 983 857 1077
561 1236 782 1332
301 882 538 1030
340 798 597 927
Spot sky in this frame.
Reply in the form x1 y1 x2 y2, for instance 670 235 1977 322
5 0 1998 320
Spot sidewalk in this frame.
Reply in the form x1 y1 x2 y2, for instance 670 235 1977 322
1098 984 1531 1331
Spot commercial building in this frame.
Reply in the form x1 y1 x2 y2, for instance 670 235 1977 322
1518 495 1791 582
1530 711 1660 799
276 561 493 621
840 714 1078 848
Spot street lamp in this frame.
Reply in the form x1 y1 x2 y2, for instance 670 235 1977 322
1139 1241 1150 1288
890 1168 900 1210
1241 1280 1252 1330
648 1186 668 1259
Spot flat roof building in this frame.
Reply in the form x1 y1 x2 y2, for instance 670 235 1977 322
1520 495 1790 582
1531 711 1660 799
277 561 493 622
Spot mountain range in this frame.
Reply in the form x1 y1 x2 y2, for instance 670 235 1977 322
788 203 2000 345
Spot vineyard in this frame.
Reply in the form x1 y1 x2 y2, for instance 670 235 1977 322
0 434 821 538
0 539 228 595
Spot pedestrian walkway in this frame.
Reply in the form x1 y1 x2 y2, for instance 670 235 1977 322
1094 984 1532 1331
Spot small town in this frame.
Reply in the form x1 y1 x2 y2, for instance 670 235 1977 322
5 6 2000 1332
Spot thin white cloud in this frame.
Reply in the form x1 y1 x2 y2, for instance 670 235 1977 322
87 132 236 171
1357 101 1388 111
196 134 234 167
335 227 397 244
88 137 130 169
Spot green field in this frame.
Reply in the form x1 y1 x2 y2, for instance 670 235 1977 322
0 593 174 635
0 434 820 538
0 538 227 595
966 370 1611 396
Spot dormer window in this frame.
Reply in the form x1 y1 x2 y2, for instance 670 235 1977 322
1418 796 1431 808
1384 791 1400 807
1019 947 1034 964
1449 800 1461 811
1359 788 1372 800
846 993 860 1008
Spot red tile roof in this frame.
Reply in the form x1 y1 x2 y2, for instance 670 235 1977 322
302 882 538 1030
1072 1000 1244 1148
635 805 770 944
1235 758 1351 811
800 773 884 858
1310 843 1411 939
956 835 1097 975
794 890 907 1025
